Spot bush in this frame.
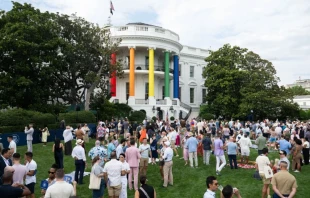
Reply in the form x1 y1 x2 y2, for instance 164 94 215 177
59 111 96 123
200 113 215 120
170 116 175 121
129 111 146 124
0 109 55 126
152 116 157 122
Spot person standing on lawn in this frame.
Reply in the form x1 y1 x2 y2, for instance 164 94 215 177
7 135 17 155
255 148 272 198
0 169 31 197
139 138 151 176
167 127 179 157
303 137 309 165
256 132 266 155
238 133 252 164
271 161 297 198
25 152 37 198
63 126 73 156
203 176 218 198
125 138 141 191
214 134 226 175
162 141 173 188
185 132 198 168
24 124 34 152
52 138 64 169
227 137 238 169
71 139 86 185
202 133 212 165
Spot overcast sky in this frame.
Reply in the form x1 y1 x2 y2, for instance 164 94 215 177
1 0 310 85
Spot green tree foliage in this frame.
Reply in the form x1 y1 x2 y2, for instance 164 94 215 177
0 2 61 108
287 86 310 96
202 44 299 120
129 111 146 123
0 2 123 111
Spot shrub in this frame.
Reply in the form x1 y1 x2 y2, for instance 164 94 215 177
152 116 157 122
59 111 96 123
200 113 215 120
129 111 146 124
170 116 175 121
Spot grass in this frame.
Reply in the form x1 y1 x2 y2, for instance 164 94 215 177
15 139 310 198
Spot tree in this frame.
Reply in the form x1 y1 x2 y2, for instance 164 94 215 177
0 2 61 109
287 86 310 96
52 13 123 110
202 44 299 120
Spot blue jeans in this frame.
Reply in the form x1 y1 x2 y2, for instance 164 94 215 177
93 179 105 198
74 160 85 184
228 155 238 169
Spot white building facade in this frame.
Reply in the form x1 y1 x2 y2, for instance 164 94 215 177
109 23 208 120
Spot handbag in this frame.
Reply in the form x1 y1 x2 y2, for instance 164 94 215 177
263 165 273 179
89 166 101 190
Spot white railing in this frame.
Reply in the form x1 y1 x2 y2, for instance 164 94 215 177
156 100 167 105
135 99 147 104
172 100 178 105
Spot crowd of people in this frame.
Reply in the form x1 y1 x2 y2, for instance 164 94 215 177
0 117 308 197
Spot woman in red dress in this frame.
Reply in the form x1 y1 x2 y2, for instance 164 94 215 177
197 130 204 156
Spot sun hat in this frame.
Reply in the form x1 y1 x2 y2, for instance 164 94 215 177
187 132 193 137
76 139 84 145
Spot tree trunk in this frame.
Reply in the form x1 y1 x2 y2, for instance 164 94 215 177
84 84 95 111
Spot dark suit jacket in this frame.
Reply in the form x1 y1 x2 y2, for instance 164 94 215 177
0 156 13 185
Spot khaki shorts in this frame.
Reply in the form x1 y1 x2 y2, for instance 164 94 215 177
140 158 149 167
108 184 121 196
171 140 176 149
259 173 271 184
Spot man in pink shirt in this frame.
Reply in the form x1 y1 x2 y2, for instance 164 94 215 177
125 138 141 190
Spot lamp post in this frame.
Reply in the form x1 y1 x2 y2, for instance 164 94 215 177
152 106 156 113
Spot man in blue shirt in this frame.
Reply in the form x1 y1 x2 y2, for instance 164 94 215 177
107 139 116 159
277 137 291 157
185 132 198 168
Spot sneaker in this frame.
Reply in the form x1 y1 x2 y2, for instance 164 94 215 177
216 171 221 176
267 195 271 198
294 170 299 172
176 155 179 157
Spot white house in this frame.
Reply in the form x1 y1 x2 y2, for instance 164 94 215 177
108 23 208 120
293 95 310 110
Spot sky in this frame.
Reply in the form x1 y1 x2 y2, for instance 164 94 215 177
1 0 310 85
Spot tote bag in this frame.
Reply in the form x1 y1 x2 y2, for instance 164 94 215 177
89 166 101 190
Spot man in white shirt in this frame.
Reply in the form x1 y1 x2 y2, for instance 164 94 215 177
71 139 86 184
116 139 126 160
63 126 73 156
24 124 34 152
139 138 151 176
167 127 179 157
255 148 272 198
203 176 218 198
275 125 282 140
162 141 173 188
7 135 16 155
44 169 74 198
238 134 252 164
103 151 125 198
25 152 37 198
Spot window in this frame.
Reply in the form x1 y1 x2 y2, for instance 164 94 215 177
202 89 207 103
190 88 194 103
190 66 194 77
126 56 130 68
179 64 182 76
162 86 165 99
145 83 149 100
145 56 149 70
126 82 129 100
179 87 182 101
303 102 306 106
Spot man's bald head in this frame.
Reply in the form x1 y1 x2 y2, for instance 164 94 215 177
4 166 14 173
279 161 288 170
2 170 13 183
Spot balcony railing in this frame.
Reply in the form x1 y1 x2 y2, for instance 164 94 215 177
122 64 174 74
135 99 148 104
172 99 178 105
156 99 167 105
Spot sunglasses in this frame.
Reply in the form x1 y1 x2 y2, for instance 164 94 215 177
279 153 284 155
214 183 219 186
48 171 55 174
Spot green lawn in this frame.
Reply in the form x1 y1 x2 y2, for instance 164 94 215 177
15 139 310 198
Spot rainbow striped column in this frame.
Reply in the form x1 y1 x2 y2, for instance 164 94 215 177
148 48 155 98
110 53 116 97
164 51 170 98
173 55 179 99
129 47 135 97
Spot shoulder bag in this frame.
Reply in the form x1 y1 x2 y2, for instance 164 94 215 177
89 165 101 190
139 186 151 198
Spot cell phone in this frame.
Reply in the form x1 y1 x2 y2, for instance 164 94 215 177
218 185 223 191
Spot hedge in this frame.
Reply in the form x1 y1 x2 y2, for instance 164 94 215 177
0 109 55 126
58 111 96 123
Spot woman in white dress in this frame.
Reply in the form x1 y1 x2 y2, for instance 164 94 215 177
119 153 130 198
40 125 49 146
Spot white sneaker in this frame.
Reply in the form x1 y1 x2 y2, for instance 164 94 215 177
294 170 299 172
